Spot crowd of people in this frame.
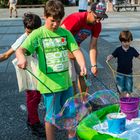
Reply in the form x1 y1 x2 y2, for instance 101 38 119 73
0 0 140 140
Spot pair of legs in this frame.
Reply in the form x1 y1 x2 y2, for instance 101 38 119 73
26 90 45 137
9 4 18 18
26 90 41 125
43 87 77 140
116 74 133 98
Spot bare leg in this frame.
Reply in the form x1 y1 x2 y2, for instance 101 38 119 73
119 92 130 98
45 122 55 140
9 9 12 17
68 129 76 139
72 81 78 95
15 9 18 17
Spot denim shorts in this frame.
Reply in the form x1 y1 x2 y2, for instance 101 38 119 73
43 87 75 123
116 74 133 93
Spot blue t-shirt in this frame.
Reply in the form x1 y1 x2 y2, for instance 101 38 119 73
112 46 139 74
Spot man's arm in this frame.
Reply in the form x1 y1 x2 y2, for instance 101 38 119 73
16 47 27 69
89 37 98 76
0 48 14 62
72 49 87 76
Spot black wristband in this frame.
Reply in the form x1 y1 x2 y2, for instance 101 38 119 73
91 65 97 67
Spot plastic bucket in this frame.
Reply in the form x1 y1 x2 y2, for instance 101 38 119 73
120 97 140 120
107 113 126 134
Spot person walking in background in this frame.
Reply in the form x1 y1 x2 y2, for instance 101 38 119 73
78 0 91 12
16 1 87 140
8 0 18 18
106 30 140 97
0 12 45 137
61 1 108 94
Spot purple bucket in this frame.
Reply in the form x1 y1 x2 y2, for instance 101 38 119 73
120 97 140 120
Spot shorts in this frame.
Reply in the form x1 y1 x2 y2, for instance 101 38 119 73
9 3 16 10
69 59 81 82
116 74 133 93
43 87 75 123
69 59 77 82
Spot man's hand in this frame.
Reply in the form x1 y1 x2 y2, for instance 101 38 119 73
91 66 98 76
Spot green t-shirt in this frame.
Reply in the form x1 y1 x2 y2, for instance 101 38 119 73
22 26 79 94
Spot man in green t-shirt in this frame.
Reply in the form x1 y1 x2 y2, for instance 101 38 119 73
16 1 86 140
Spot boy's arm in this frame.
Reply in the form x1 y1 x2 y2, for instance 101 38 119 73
72 49 87 76
16 47 27 69
0 48 14 62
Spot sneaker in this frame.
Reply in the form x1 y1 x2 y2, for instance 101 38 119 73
27 121 46 137
15 15 18 18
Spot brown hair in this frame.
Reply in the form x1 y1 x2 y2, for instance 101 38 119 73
23 12 42 30
119 30 133 42
44 0 65 20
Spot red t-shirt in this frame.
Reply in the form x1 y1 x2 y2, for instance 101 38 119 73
61 12 102 45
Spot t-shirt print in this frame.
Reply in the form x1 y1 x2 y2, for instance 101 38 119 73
74 29 92 44
42 36 69 73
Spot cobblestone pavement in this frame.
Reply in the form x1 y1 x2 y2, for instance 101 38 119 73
0 6 140 140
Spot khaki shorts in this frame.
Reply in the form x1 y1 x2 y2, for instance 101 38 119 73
9 3 16 10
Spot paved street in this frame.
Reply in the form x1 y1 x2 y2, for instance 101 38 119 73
0 6 140 140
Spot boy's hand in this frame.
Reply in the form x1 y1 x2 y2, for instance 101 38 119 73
80 65 87 76
17 56 27 69
106 55 113 62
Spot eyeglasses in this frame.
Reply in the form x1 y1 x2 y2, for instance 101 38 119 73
92 12 104 21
